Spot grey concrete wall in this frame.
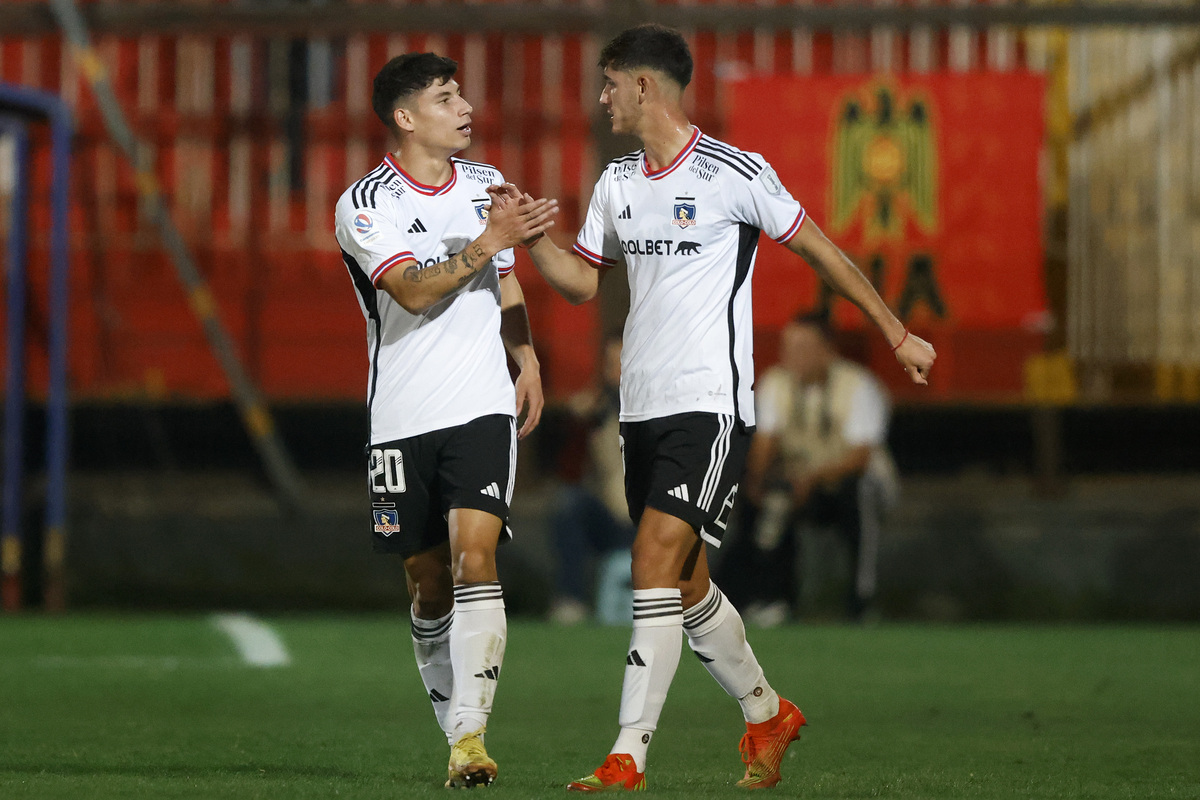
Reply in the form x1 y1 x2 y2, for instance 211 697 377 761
54 471 1200 620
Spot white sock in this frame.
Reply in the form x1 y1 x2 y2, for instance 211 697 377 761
684 581 780 724
450 582 506 742
612 588 684 772
411 606 457 744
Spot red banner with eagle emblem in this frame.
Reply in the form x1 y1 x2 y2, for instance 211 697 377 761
725 73 1046 399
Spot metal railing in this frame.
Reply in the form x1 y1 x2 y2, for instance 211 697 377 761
1 0 1197 402
1068 27 1200 399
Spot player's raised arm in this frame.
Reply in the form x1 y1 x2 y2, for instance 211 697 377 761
499 271 544 439
785 218 936 385
377 193 558 314
488 185 601 305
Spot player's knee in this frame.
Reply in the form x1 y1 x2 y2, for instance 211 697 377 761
630 540 683 589
451 548 497 585
411 592 453 620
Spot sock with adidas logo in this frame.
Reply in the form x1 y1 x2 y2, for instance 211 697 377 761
612 588 684 772
450 582 506 741
411 606 457 744
684 580 779 724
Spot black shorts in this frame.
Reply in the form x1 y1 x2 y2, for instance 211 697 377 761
620 412 753 547
367 414 516 557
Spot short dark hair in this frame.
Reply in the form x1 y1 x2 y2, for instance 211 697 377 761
790 309 836 341
599 24 693 89
372 53 458 133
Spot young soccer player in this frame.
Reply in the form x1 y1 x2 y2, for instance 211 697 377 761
496 23 935 791
334 52 557 788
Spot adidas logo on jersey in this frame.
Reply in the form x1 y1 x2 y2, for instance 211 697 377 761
667 484 690 502
618 205 631 219
407 218 427 234
626 650 647 667
429 688 450 702
474 665 501 680
480 482 501 499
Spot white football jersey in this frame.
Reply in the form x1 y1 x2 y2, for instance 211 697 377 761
335 154 516 444
573 128 806 427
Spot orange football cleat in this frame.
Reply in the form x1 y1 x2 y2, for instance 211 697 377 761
566 753 646 792
736 697 806 789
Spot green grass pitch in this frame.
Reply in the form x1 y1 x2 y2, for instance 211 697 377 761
2 616 1198 798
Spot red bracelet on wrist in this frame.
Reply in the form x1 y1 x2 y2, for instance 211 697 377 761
891 328 910 352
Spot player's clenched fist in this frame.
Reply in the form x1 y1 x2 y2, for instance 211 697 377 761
892 331 936 386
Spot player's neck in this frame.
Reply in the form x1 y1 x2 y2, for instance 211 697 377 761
391 141 457 187
639 113 695 173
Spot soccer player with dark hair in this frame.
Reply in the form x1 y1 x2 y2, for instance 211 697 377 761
493 23 935 792
334 52 557 789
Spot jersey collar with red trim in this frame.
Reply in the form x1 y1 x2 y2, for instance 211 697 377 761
384 154 458 196
641 127 701 180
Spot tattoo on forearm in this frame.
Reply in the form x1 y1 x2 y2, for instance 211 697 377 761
403 263 440 283
401 243 486 285
451 244 486 283
462 243 485 273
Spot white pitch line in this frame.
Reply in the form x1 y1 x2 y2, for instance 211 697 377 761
210 613 291 668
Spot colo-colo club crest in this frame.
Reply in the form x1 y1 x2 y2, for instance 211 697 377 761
672 197 697 228
831 84 937 241
373 508 401 536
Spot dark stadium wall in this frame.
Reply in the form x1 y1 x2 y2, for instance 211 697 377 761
7 402 1200 619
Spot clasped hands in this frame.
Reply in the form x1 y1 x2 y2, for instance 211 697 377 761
485 183 557 249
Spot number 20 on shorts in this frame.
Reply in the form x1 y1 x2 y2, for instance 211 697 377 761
369 448 407 494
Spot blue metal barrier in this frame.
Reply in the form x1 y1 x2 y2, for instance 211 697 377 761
0 81 73 611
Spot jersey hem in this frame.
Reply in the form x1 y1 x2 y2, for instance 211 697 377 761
371 407 516 444
619 403 754 427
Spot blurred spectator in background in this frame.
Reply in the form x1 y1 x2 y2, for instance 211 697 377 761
548 333 635 625
718 311 898 624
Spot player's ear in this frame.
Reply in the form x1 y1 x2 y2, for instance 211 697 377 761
393 105 415 133
636 74 650 100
